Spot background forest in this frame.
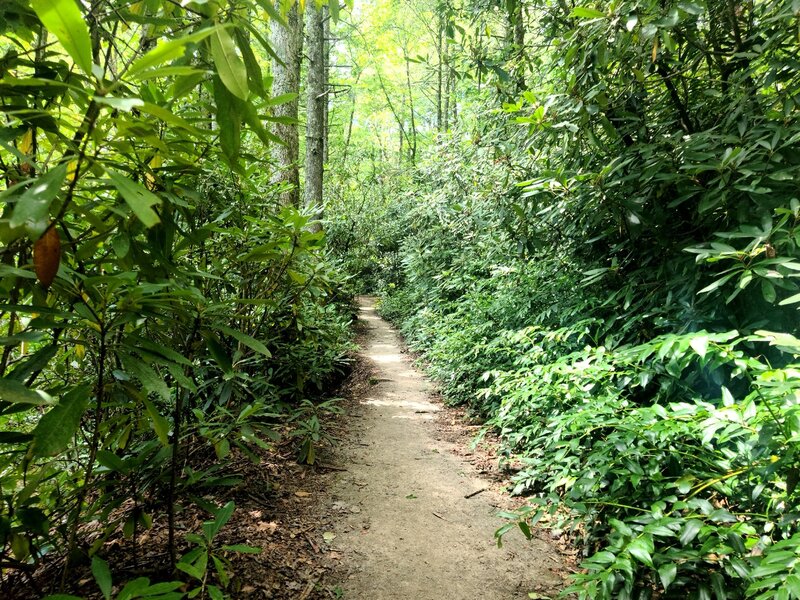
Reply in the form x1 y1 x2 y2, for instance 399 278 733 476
329 0 800 598
2 0 800 598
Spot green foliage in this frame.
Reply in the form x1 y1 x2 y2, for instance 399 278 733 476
327 0 800 595
178 501 260 599
0 0 352 594
289 397 343 465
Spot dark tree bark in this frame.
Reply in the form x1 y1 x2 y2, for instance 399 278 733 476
504 0 526 95
305 3 326 231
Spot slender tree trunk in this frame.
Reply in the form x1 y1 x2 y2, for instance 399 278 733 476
451 74 458 127
342 71 361 163
443 44 450 132
305 4 325 231
270 3 303 207
323 10 331 163
436 11 443 131
405 53 417 162
375 69 409 161
505 0 526 95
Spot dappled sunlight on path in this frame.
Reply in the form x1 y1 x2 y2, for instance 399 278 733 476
325 297 564 599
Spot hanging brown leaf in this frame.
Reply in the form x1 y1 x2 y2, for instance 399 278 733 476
33 226 61 288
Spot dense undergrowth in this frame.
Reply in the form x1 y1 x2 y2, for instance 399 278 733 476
330 0 800 597
0 1 354 598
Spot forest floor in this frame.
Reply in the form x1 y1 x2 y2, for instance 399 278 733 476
8 298 570 599
313 297 568 599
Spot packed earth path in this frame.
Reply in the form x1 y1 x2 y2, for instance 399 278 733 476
325 298 565 599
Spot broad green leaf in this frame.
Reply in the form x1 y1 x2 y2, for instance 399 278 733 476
0 379 50 405
658 563 677 590
9 164 67 239
571 7 606 18
785 574 800 598
779 292 800 305
244 102 285 146
140 102 207 137
202 331 233 374
210 26 249 100
116 577 151 600
253 0 289 26
127 336 193 366
122 356 171 402
30 0 93 75
266 92 299 106
698 272 736 294
679 519 703 545
212 76 242 165
127 27 221 79
627 536 654 566
91 556 113 600
139 582 183 595
609 518 633 537
761 279 777 303
518 521 532 539
754 330 800 353
176 561 204 581
106 169 161 228
8 345 59 382
96 450 127 473
234 28 265 98
204 501 235 540
676 475 695 494
30 386 90 457
217 325 272 357
208 586 224 600
142 397 170 446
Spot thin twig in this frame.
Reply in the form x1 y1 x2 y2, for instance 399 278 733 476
464 488 487 499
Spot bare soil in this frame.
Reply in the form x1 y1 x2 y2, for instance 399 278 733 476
320 297 566 599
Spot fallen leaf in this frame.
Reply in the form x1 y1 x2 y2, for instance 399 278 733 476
322 532 336 543
256 521 279 534
295 490 311 497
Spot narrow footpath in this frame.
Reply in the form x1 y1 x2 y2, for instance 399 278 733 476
326 298 564 599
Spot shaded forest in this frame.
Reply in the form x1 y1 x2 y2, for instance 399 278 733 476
2 0 800 598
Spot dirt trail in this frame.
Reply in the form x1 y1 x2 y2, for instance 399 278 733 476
327 297 563 599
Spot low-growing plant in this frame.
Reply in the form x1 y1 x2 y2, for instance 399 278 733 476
177 502 260 600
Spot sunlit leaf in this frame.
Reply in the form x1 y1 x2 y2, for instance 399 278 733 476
210 26 249 100
106 170 161 228
30 0 93 75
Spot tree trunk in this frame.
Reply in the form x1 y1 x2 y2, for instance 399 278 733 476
436 11 443 131
304 3 325 231
323 9 331 163
270 3 303 207
505 0 526 95
443 44 450 132
342 70 361 163
405 52 417 162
